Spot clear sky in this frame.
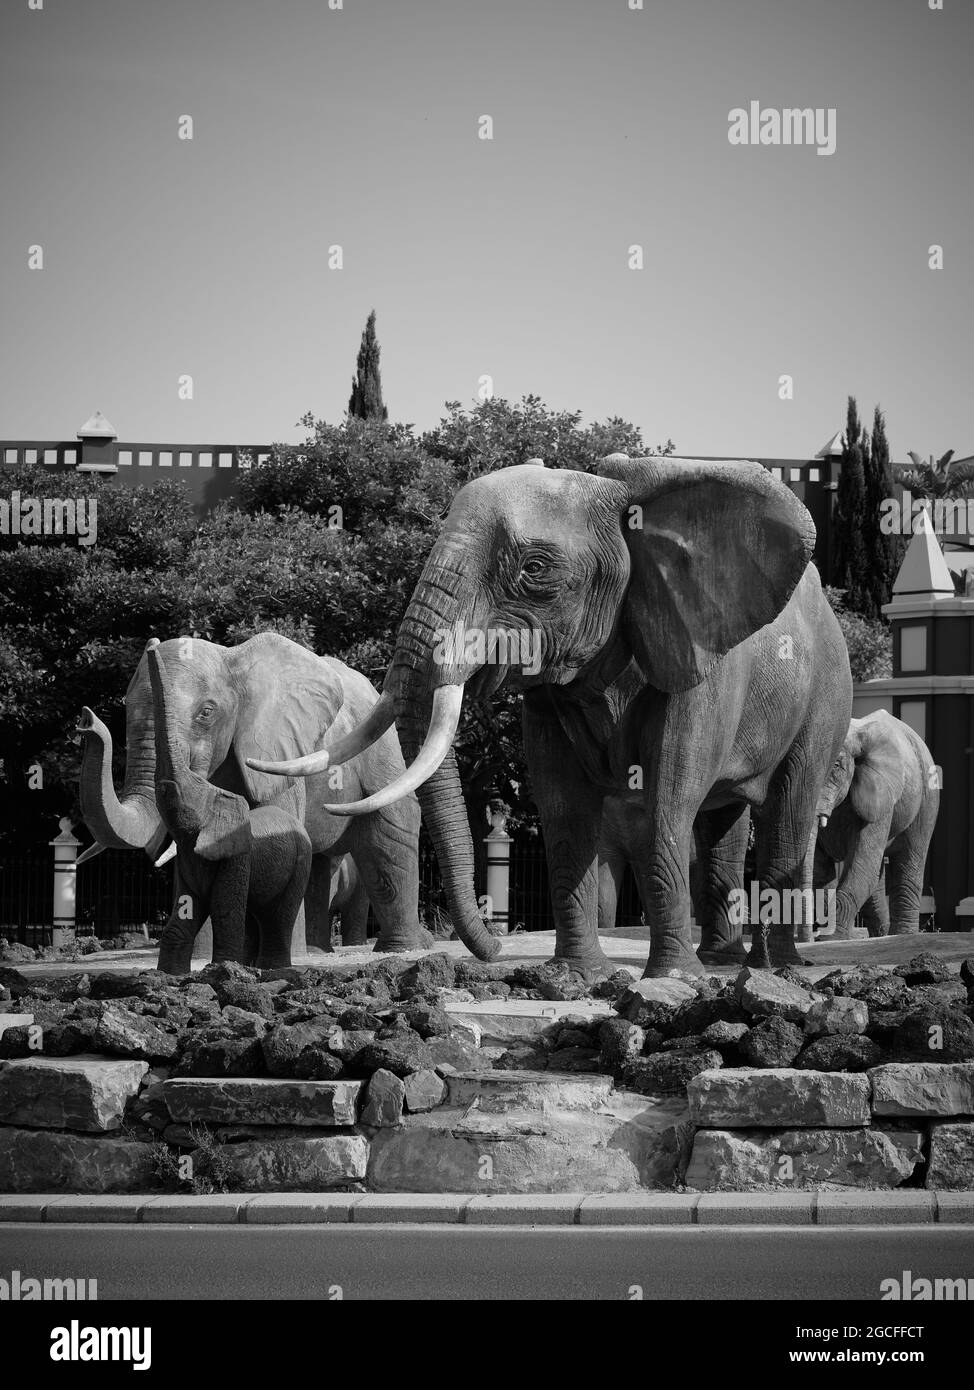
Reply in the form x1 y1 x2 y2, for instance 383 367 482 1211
1 0 970 461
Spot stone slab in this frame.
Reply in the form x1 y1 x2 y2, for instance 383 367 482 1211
207 1134 369 1192
870 1063 974 1118
0 1014 33 1038
162 1077 362 1127
688 1068 872 1128
444 1069 613 1113
465 1193 582 1224
925 1122 974 1190
141 1195 242 1223
244 1194 361 1223
0 1128 156 1194
685 1127 924 1192
352 1194 469 1223
934 1192 974 1223
577 1194 699 1225
696 1192 815 1224
45 1195 146 1223
0 1055 149 1132
442 999 612 1045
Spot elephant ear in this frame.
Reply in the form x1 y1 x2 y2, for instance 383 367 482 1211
598 455 816 692
195 790 252 861
848 730 902 824
229 635 345 804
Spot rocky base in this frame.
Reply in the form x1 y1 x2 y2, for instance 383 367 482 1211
0 949 972 1195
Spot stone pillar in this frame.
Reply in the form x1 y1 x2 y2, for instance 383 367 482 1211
484 801 512 935
49 817 81 950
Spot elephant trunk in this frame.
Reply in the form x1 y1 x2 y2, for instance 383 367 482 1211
148 644 188 784
78 706 161 851
388 577 501 963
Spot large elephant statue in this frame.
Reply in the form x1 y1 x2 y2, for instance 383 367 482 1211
77 632 423 956
816 710 939 937
598 795 751 964
250 456 851 978
147 642 311 971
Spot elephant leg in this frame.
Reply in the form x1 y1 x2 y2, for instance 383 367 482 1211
747 754 821 969
887 847 923 936
208 856 251 964
348 804 425 953
695 803 750 965
157 868 204 976
258 846 310 970
794 821 818 945
598 852 625 934
240 909 261 967
339 868 371 948
303 854 334 953
861 861 891 937
522 699 610 977
831 821 889 941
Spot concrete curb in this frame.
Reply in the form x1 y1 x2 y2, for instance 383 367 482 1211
1 1191 972 1226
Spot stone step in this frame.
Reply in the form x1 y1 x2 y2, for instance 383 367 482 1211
0 1055 149 1132
442 999 613 1046
366 1091 690 1194
444 1069 614 1114
161 1077 361 1128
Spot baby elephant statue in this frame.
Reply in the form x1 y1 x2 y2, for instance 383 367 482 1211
147 641 311 973
816 709 939 938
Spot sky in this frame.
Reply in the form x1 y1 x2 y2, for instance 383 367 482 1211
1 0 970 462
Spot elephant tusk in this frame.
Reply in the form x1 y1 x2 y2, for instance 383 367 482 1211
321 684 463 816
76 841 107 866
245 690 396 778
818 814 829 829
154 841 177 868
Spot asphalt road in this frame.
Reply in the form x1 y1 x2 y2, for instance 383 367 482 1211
3 1223 973 1301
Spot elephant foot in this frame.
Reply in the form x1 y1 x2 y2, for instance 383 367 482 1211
866 925 891 939
157 948 192 976
697 941 748 967
372 927 436 953
644 950 705 981
548 951 614 984
889 924 920 936
747 931 805 970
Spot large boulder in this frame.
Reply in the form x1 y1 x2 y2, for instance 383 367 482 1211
351 1032 434 1080
804 997 869 1037
734 968 821 1024
895 952 953 986
597 1018 646 1070
615 978 697 1029
173 1026 266 1078
0 1055 148 1131
622 1049 723 1096
397 954 457 999
685 1127 924 1191
688 1068 872 1128
360 1069 405 1127
403 1069 447 1114
891 1008 974 1064
819 966 908 1010
925 1123 974 1190
261 1021 344 1079
92 1003 179 1063
796 1034 885 1072
206 1134 368 1192
739 1017 804 1068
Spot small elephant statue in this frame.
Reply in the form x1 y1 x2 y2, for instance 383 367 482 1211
147 641 311 972
816 710 939 937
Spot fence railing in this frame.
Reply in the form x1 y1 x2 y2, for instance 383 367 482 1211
0 839 645 945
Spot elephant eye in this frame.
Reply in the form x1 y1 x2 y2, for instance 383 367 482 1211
196 703 216 721
520 558 549 579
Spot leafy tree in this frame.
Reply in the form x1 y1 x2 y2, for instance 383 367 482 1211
832 397 872 617
894 448 974 501
823 587 892 682
347 310 388 421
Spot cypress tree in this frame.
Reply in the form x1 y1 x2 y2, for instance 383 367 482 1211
347 310 388 421
862 405 902 618
833 396 871 616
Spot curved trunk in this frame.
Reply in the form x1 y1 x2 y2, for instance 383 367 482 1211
78 707 160 851
390 575 500 963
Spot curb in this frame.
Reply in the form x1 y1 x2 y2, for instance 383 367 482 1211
1 1191 972 1226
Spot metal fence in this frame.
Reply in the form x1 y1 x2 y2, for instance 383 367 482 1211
0 838 646 945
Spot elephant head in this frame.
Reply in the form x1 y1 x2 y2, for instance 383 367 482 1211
78 633 345 860
250 456 813 962
818 714 903 828
147 642 253 861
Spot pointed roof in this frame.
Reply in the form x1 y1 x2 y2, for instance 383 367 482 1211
815 430 845 459
892 506 955 597
76 410 117 439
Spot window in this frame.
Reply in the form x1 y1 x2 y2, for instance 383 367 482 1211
771 467 783 480
138 451 152 467
117 451 133 466
218 452 233 468
198 453 212 468
808 467 820 481
159 452 173 468
43 449 57 465
25 449 37 464
790 468 800 481
64 448 76 465
899 626 927 673
179 452 192 468
4 449 18 464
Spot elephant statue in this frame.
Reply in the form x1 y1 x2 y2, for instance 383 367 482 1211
77 632 423 956
250 455 852 978
598 795 751 963
146 642 311 971
816 710 939 937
